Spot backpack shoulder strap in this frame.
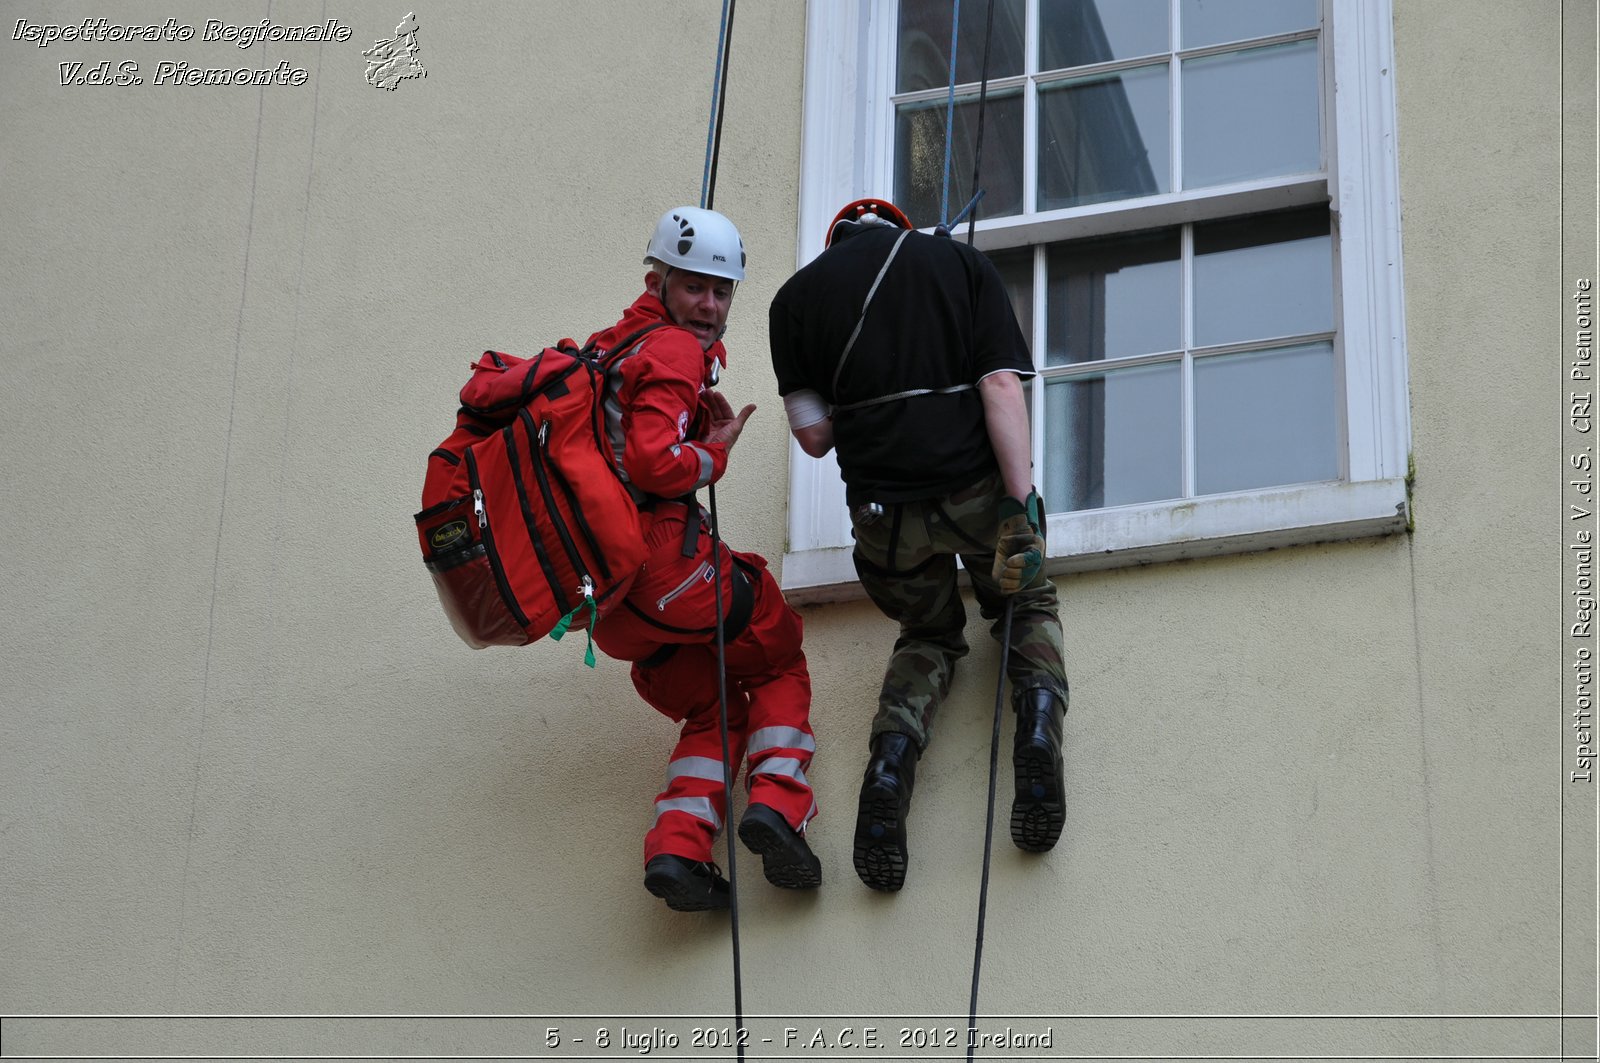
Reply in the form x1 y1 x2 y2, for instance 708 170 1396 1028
588 321 674 369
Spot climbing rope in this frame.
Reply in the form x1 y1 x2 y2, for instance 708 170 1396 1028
931 1 1005 1057
963 0 998 247
689 0 1003 1055
698 0 746 1057
938 0 962 227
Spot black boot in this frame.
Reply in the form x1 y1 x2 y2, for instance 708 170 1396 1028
853 732 918 892
1010 688 1066 852
643 855 731 912
738 803 822 889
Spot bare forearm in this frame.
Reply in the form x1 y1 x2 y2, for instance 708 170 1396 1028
792 418 834 458
979 371 1033 500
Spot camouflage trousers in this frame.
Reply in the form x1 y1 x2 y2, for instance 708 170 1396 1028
851 472 1069 752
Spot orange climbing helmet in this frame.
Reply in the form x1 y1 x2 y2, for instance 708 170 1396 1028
826 198 914 247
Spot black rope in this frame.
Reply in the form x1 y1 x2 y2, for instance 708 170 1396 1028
952 1 1000 1055
708 487 743 1059
968 596 1013 1061
704 2 735 213
698 1 744 1057
965 0 996 247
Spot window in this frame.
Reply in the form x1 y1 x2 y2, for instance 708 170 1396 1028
784 0 1408 599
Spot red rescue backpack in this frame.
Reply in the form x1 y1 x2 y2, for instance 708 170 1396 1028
414 324 666 664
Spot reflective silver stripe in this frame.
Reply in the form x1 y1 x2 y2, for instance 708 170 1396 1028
747 726 816 755
653 796 721 830
666 756 726 783
604 392 629 472
750 757 810 789
602 359 633 484
685 443 715 489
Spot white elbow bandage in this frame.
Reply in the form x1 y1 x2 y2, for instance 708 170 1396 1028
784 389 831 430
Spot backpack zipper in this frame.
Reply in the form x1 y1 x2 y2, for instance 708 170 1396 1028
520 410 590 588
532 411 614 580
502 419 572 617
657 561 713 612
463 452 531 629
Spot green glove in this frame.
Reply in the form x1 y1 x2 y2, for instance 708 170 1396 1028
992 490 1044 595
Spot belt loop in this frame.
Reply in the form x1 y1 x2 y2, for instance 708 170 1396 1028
679 500 701 558
887 502 905 572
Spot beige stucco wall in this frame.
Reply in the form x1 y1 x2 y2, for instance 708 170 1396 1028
1 0 1593 1058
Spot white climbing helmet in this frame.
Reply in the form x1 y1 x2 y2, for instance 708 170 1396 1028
643 206 746 282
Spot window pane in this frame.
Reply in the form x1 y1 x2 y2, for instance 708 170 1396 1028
1193 208 1333 346
1180 0 1319 50
1182 39 1320 188
1045 230 1180 366
1038 64 1170 210
895 90 1024 226
897 0 1025 92
1194 342 1337 494
988 247 1034 357
1045 365 1182 512
1040 0 1169 71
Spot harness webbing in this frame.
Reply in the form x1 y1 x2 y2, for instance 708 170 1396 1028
698 0 746 1057
831 229 911 402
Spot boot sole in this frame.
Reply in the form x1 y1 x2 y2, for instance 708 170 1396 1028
643 864 730 912
853 782 908 892
1011 743 1065 853
737 812 822 890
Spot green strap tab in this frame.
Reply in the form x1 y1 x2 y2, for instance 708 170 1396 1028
548 597 599 668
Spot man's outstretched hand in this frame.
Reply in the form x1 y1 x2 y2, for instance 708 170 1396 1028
701 389 757 451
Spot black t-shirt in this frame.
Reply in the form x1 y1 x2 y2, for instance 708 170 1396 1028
769 223 1034 504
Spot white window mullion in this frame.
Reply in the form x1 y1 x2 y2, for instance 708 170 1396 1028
1031 243 1048 482
1023 0 1040 214
1170 0 1182 193
1319 0 1334 180
1180 222 1196 499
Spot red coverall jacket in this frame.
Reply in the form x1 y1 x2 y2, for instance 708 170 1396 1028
587 292 817 866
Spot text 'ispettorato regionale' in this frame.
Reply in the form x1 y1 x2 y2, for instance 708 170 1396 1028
13 18 353 87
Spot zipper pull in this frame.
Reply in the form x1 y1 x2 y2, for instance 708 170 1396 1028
538 420 550 447
473 489 486 529
579 575 594 600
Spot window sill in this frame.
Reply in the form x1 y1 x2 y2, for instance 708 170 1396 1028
778 477 1410 605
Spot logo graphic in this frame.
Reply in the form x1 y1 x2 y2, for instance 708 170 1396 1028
430 520 469 552
364 13 425 90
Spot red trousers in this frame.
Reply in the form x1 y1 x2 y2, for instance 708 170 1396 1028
594 503 816 865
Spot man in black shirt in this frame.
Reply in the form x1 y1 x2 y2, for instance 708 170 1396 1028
769 198 1071 892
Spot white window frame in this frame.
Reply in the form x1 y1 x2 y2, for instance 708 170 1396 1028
782 0 1408 603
